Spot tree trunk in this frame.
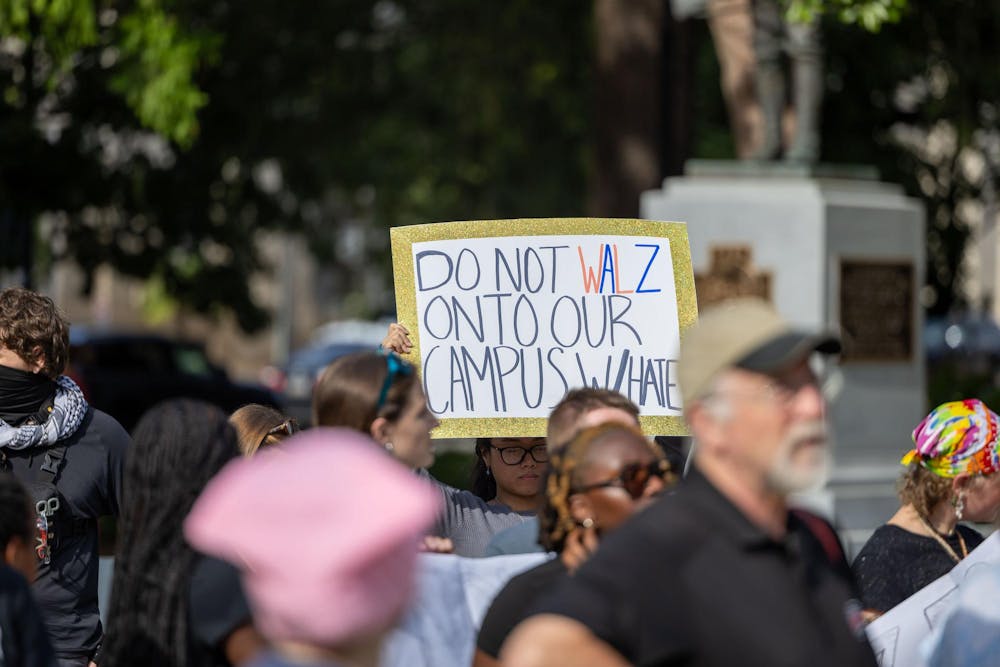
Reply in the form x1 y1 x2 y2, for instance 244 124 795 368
589 0 665 217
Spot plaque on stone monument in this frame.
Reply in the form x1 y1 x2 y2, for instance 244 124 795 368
694 245 772 308
839 259 914 362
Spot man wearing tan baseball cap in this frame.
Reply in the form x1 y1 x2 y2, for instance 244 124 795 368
503 298 877 667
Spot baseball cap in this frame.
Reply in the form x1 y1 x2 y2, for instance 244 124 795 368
679 298 840 407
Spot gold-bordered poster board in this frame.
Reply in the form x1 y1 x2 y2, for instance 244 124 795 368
391 218 696 438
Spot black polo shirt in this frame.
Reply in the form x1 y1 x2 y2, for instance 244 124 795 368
531 468 878 667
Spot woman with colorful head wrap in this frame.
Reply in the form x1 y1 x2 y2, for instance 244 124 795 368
852 399 1000 616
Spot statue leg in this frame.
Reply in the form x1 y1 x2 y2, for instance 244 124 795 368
707 0 761 159
748 0 784 160
784 17 823 162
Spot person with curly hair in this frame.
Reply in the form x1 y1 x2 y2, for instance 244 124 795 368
0 287 129 667
853 399 1000 616
474 423 670 667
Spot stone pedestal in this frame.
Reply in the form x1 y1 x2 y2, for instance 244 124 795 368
641 162 926 553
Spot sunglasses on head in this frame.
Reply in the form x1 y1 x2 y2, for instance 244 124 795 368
575 459 669 500
375 351 414 412
258 418 299 451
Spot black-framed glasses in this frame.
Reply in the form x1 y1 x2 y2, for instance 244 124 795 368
258 418 299 451
575 459 669 499
375 351 414 411
490 443 549 466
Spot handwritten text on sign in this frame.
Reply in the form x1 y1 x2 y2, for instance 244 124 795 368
412 235 683 418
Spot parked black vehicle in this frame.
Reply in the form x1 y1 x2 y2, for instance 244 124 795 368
68 328 278 432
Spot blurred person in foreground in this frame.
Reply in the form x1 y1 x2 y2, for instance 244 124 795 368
101 400 243 667
229 404 299 457
184 428 440 667
853 399 1000 617
0 288 129 667
502 298 877 667
313 348 543 556
181 402 304 666
474 423 671 667
0 474 57 666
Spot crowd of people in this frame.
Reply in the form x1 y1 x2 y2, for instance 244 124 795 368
0 285 998 666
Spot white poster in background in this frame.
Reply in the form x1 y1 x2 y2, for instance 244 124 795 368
866 531 1000 667
411 235 683 419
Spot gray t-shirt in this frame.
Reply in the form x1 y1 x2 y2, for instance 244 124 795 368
430 479 535 557
483 518 546 557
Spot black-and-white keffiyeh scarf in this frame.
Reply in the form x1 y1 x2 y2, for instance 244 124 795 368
0 376 88 450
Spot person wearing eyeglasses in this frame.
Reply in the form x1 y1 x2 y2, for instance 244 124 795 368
502 298 878 667
229 404 300 457
474 423 670 667
470 438 548 514
482 388 644 557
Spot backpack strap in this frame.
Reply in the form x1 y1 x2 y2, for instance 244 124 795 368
37 443 67 485
791 509 845 566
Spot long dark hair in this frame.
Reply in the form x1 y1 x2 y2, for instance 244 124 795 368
102 400 240 667
471 438 496 501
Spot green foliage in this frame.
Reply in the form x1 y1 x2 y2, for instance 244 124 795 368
0 0 98 76
0 0 592 332
784 0 908 31
428 448 476 491
821 2 1000 315
0 0 209 142
112 2 217 146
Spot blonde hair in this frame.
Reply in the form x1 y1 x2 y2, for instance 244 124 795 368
229 404 295 457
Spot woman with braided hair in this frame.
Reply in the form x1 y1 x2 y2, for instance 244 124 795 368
101 400 242 667
474 423 672 667
853 399 1000 617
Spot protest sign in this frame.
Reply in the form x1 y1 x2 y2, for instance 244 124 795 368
865 531 1000 667
391 218 696 437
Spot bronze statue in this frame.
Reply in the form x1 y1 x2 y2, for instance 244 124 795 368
749 0 823 162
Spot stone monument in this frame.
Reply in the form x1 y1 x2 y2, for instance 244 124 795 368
641 162 926 554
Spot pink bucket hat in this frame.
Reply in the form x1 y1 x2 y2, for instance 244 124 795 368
184 427 440 646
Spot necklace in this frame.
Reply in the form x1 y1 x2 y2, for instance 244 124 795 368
916 514 968 563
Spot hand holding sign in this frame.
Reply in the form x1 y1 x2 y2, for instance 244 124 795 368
383 322 414 355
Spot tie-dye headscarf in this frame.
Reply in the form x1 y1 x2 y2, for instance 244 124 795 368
902 399 1000 478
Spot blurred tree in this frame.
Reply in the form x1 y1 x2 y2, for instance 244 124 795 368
0 0 593 331
821 1 1000 315
589 0 664 217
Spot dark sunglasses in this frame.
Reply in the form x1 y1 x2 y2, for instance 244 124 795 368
489 443 549 466
375 351 414 411
575 459 669 499
258 418 299 451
